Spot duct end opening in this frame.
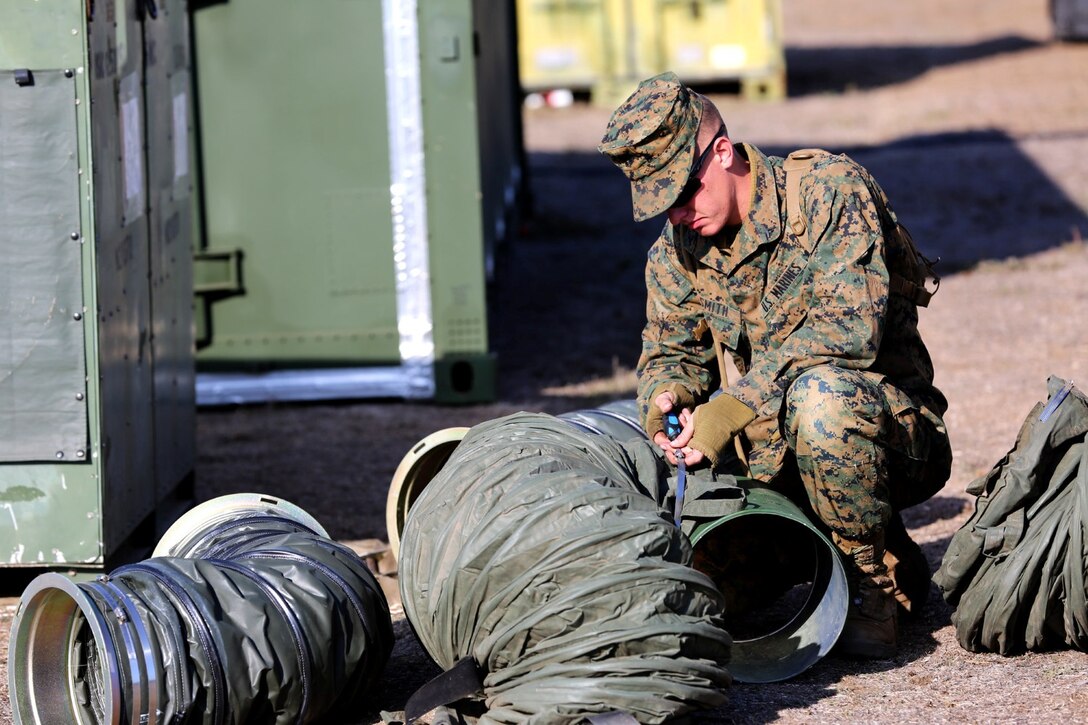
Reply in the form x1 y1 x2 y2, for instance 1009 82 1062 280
153 492 329 558
690 507 848 683
386 427 469 561
8 573 120 725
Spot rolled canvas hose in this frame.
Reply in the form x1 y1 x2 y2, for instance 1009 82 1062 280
391 404 849 696
398 412 732 723
7 494 394 725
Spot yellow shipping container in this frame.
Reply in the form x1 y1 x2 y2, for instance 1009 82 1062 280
517 0 785 103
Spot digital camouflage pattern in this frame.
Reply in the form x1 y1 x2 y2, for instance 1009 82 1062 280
784 365 949 539
636 142 951 540
598 72 700 221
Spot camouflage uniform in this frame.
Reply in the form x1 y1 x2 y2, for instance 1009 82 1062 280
599 73 952 546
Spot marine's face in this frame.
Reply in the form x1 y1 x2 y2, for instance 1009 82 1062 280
665 130 738 237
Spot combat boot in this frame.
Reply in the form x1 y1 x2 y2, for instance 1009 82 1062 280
834 534 898 659
884 511 931 616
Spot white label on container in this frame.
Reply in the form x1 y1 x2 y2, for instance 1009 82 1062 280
173 92 189 180
121 93 143 207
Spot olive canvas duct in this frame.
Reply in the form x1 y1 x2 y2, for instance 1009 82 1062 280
397 412 733 723
391 406 850 697
7 494 395 725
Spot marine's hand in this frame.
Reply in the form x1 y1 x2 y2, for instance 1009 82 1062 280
689 393 757 467
644 384 694 441
654 390 678 414
653 408 708 466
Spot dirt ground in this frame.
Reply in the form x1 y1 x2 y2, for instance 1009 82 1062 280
4 0 1088 722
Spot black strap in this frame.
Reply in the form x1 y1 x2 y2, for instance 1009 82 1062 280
404 656 484 724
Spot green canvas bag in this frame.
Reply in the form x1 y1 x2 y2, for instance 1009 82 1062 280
934 376 1088 654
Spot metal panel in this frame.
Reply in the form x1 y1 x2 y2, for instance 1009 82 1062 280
192 0 506 404
144 0 197 502
418 0 495 402
0 0 104 566
0 70 88 462
645 0 786 98
193 0 400 365
0 464 102 565
383 0 436 398
516 0 614 92
0 0 197 568
0 1 85 70
472 0 525 280
92 0 158 556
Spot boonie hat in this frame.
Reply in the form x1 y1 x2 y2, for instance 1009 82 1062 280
598 72 700 221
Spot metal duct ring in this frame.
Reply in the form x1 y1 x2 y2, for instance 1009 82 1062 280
688 487 849 683
386 427 470 561
153 492 328 557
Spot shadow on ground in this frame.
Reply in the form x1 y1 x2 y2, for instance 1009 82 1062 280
689 36 1044 99
784 36 1043 95
901 494 970 529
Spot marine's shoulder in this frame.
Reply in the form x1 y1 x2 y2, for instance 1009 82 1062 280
778 151 880 211
791 149 871 184
749 145 870 187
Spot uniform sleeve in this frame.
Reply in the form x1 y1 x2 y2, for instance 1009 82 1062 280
637 226 719 425
728 167 890 416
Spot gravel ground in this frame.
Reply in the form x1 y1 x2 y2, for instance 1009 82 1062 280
4 0 1088 722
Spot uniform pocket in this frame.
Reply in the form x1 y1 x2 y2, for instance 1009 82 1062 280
881 382 951 508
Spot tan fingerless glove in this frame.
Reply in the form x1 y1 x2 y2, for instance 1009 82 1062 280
690 393 757 466
643 383 695 440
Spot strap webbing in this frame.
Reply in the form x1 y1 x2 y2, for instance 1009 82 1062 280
404 656 484 724
783 149 821 248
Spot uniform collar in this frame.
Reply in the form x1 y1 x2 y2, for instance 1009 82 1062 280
728 143 783 272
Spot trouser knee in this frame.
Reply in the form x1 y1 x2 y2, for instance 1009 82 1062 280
784 366 892 541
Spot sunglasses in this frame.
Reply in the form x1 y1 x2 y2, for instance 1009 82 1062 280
670 126 726 210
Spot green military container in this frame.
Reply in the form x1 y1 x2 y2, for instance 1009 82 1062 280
0 0 196 567
517 0 786 103
192 0 523 404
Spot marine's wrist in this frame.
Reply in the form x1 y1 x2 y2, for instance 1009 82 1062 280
690 394 756 465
